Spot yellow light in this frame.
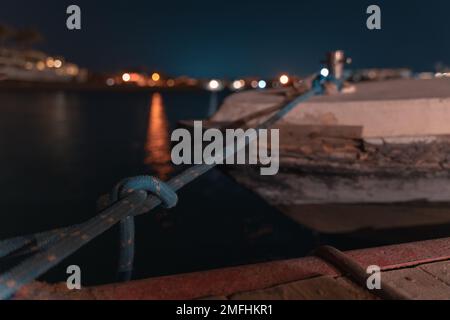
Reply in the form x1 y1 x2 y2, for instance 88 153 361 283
66 64 79 76
36 61 45 71
167 79 175 87
279 74 289 85
54 59 63 68
151 73 161 82
122 73 131 82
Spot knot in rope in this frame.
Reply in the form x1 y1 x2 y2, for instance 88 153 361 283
111 175 178 209
110 175 178 281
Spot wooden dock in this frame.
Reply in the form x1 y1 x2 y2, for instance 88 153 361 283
14 237 450 300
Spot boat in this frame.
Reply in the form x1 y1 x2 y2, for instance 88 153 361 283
180 53 450 235
0 48 85 83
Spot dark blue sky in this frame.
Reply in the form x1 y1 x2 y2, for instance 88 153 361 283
1 0 449 77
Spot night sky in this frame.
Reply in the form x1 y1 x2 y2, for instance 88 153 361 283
1 0 449 77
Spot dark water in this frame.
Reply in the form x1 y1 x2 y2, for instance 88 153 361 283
0 89 444 286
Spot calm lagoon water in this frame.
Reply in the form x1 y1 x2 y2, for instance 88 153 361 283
0 89 445 285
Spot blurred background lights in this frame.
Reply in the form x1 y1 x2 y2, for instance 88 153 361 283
36 61 45 71
122 73 131 82
258 80 267 89
279 74 289 85
106 78 115 86
151 72 160 81
54 59 62 68
46 57 55 68
320 68 330 77
232 79 245 90
208 79 221 91
167 79 175 87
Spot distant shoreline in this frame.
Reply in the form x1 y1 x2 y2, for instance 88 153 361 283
0 80 207 93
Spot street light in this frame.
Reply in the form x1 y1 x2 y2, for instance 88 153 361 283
258 80 267 89
151 72 160 81
232 79 245 90
279 74 289 85
208 79 221 91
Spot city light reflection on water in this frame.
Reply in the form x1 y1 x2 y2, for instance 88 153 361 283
144 93 173 180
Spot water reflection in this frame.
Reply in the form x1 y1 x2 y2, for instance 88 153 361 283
144 93 173 179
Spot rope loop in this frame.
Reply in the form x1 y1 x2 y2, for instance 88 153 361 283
111 175 178 209
110 175 178 281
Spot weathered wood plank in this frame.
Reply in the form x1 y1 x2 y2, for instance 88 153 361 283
420 261 450 286
15 239 450 300
383 266 450 300
228 276 376 300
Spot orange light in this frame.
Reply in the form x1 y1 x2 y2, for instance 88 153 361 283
36 61 45 71
144 93 173 179
151 72 161 82
46 57 55 68
129 73 141 82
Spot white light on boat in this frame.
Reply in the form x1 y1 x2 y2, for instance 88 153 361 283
258 80 267 89
435 72 450 78
320 68 330 77
208 79 221 91
279 74 289 85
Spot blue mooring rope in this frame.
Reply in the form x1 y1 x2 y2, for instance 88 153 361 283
110 176 178 281
0 72 331 299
